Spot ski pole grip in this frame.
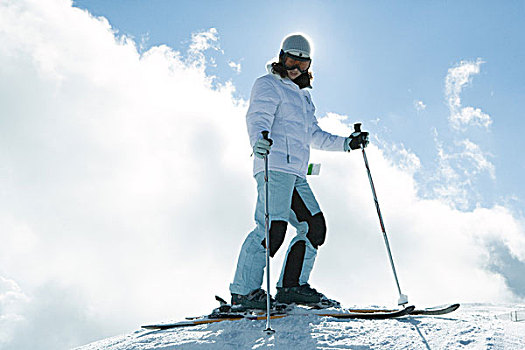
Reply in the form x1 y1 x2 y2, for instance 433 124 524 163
354 123 362 133
261 131 273 146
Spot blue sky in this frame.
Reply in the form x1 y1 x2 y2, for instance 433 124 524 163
73 0 525 212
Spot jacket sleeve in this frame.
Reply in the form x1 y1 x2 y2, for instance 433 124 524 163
311 116 347 151
246 77 281 147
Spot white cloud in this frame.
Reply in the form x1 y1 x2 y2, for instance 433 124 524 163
430 134 496 209
316 113 525 302
1 1 250 347
228 60 242 73
0 1 524 349
0 276 29 344
445 59 492 130
459 139 496 179
312 115 525 308
427 60 495 209
413 100 426 112
188 27 221 55
453 106 492 129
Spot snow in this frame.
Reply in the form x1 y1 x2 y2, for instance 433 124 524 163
75 304 525 349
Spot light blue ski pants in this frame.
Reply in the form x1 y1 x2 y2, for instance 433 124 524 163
230 171 323 295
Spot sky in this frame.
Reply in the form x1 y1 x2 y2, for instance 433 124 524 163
0 0 524 349
72 0 525 211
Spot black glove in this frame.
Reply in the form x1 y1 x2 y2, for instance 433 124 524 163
345 125 369 151
350 130 369 150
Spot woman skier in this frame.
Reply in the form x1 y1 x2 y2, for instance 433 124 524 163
229 33 369 309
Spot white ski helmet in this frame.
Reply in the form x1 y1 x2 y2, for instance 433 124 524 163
281 34 311 59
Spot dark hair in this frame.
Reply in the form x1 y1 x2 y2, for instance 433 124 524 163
271 61 313 89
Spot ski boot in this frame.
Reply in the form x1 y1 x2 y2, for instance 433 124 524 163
275 283 340 309
231 288 275 311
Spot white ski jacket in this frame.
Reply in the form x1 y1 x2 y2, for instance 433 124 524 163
247 66 346 177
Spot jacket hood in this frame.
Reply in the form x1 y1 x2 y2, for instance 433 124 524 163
266 62 273 74
266 63 282 78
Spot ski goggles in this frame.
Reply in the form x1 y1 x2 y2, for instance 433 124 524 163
281 50 311 73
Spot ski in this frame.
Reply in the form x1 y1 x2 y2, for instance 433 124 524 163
342 303 460 316
352 303 460 316
141 295 460 331
141 305 415 330
308 305 415 319
410 303 460 316
142 313 288 330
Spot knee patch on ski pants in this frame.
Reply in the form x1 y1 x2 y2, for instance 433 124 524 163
261 220 288 257
306 212 326 249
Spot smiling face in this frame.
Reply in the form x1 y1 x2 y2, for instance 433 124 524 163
286 68 302 80
281 51 311 81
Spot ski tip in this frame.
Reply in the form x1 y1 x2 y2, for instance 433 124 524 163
409 303 461 316
141 325 160 330
215 295 228 305
405 305 416 314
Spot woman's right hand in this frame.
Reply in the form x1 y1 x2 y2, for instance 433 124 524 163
253 137 273 159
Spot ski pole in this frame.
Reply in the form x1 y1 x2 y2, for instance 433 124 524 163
354 123 408 306
262 131 275 334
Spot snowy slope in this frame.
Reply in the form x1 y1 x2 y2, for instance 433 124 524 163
76 304 525 349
